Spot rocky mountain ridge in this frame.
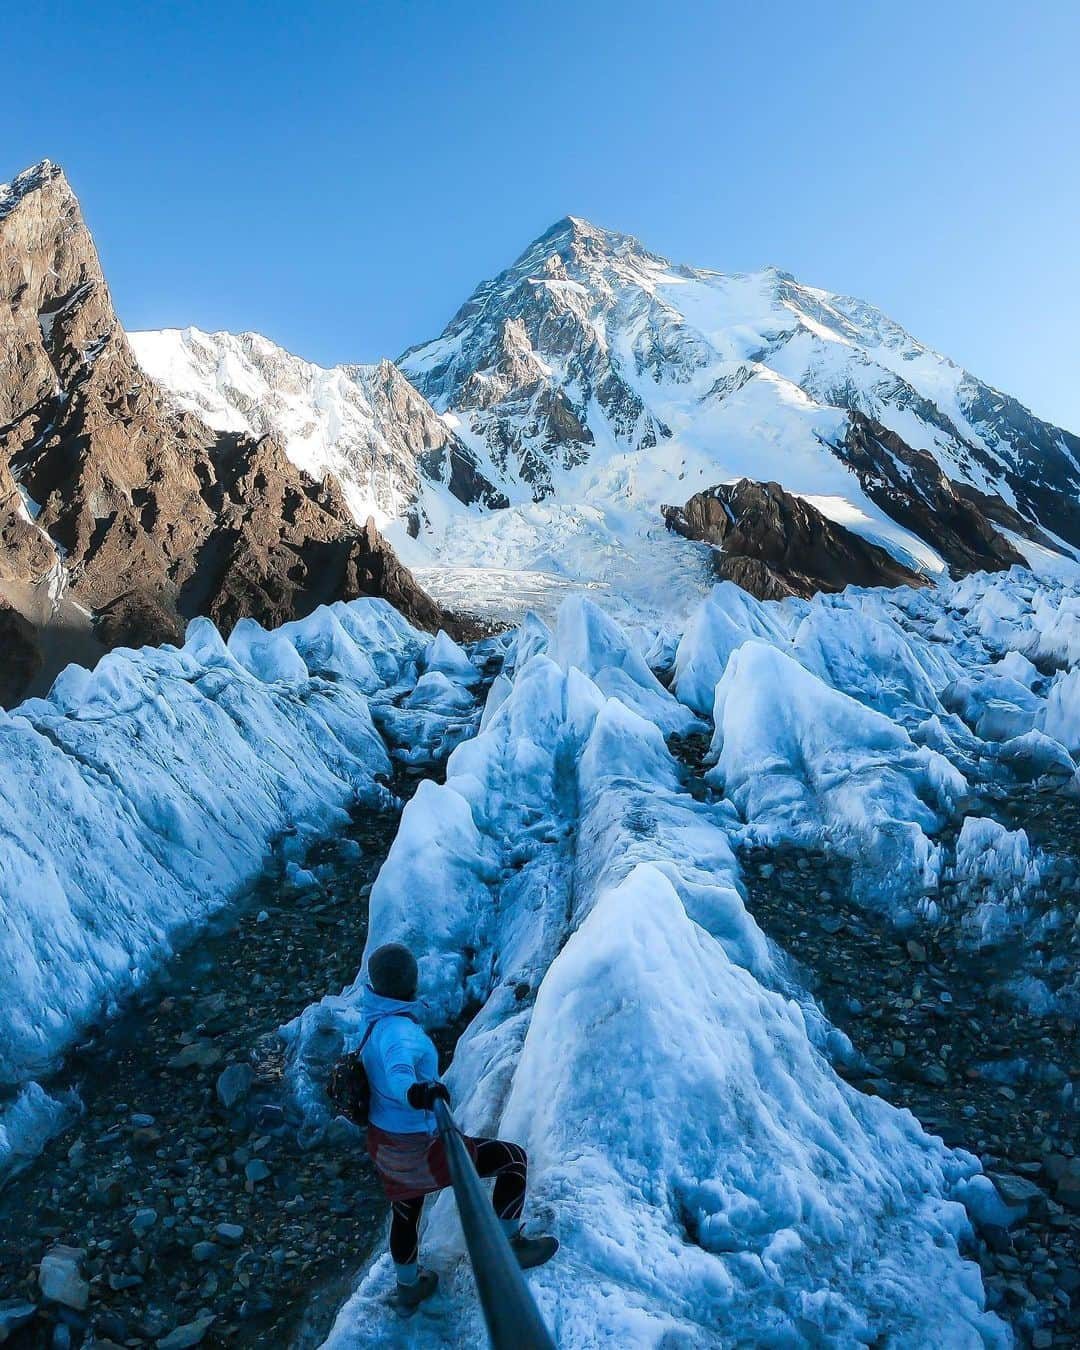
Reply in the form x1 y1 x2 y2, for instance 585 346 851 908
0 161 450 704
9 166 1079 667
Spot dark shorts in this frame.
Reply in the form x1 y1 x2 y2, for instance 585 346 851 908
367 1123 481 1202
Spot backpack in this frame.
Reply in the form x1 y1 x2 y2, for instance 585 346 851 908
327 1021 378 1126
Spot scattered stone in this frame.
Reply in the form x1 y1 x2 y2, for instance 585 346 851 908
156 1314 216 1349
107 1273 142 1291
215 1063 255 1110
167 1041 223 1072
95 1312 127 1342
244 1159 271 1185
1056 1176 1080 1210
981 1224 1012 1254
238 1293 274 1320
38 1245 89 1311
0 1299 37 1341
191 1241 218 1262
131 1208 158 1236
819 915 844 934
990 1173 1045 1209
906 940 927 962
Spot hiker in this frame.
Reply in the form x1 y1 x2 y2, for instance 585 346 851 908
357 941 557 1307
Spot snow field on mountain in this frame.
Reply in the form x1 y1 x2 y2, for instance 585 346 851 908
0 599 431 1162
397 219 1080 616
130 328 421 527
301 594 1014 1348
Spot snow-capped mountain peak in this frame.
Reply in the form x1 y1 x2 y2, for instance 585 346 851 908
394 218 1080 618
135 216 1080 626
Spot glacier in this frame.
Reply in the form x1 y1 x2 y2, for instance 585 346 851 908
2 563 1079 1341
281 566 1080 1348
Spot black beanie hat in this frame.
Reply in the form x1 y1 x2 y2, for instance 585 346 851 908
368 942 419 1001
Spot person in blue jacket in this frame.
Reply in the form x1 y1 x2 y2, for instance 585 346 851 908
358 942 557 1307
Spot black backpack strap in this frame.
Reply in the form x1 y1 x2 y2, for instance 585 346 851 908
355 1009 414 1059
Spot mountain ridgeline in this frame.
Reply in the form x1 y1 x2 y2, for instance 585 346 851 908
0 161 457 705
398 215 1079 584
142 210 1079 608
3 161 1079 705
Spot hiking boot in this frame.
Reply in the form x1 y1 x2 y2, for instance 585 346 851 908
395 1268 438 1307
509 1231 559 1270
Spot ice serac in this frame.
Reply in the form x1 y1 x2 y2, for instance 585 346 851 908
400 215 1080 603
0 159 449 703
0 596 427 1091
663 478 928 599
291 594 1008 1348
128 328 507 531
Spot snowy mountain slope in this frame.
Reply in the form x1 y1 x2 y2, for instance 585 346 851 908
129 327 504 529
398 217 1080 614
286 569 1080 1347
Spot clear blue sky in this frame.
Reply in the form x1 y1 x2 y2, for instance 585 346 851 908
6 1 1079 430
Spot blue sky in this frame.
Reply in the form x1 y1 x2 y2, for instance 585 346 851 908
6 1 1079 430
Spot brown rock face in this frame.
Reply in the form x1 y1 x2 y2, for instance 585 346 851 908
838 413 1028 575
0 454 54 584
662 479 929 600
0 160 448 670
0 597 43 704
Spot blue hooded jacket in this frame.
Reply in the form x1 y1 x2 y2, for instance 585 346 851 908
353 986 442 1134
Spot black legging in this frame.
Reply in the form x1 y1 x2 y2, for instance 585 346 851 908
389 1137 528 1266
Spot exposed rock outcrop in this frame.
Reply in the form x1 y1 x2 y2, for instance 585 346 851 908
662 479 929 600
0 160 450 668
836 413 1029 575
0 439 56 584
0 597 43 704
